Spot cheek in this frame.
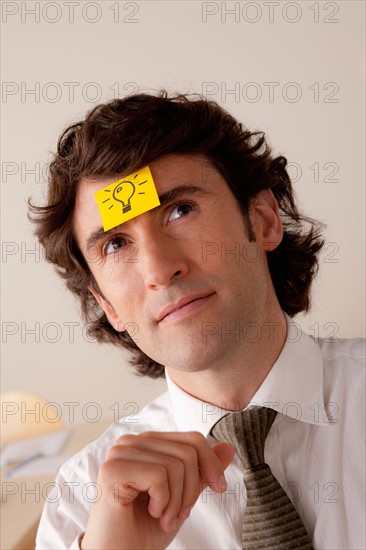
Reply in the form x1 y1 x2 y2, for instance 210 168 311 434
91 253 129 288
195 217 250 262
110 277 142 321
200 241 257 271
89 263 135 314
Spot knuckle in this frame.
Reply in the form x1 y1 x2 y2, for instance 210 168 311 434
187 430 206 446
138 430 155 438
166 456 185 475
181 444 199 465
115 433 137 445
106 446 119 461
107 444 132 462
152 463 168 485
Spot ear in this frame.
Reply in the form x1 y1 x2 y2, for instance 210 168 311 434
249 189 283 252
88 286 126 332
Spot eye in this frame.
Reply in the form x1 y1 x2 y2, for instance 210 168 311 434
167 202 194 224
103 235 129 256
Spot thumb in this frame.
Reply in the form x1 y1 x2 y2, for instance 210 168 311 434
198 442 235 494
212 441 235 471
210 442 235 492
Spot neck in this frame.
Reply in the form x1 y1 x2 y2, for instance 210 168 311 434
166 310 287 411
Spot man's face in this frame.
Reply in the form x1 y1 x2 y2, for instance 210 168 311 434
74 153 279 374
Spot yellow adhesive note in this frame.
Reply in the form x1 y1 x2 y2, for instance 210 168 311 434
94 166 160 231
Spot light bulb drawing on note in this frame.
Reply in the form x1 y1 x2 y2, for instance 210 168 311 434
102 173 147 214
94 165 160 232
113 179 135 213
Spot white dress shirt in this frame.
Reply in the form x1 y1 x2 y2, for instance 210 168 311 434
36 316 365 549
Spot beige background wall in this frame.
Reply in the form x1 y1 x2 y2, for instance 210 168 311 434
1 1 365 425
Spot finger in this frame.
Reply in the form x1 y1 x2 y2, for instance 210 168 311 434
209 442 235 490
99 458 170 513
211 441 235 469
118 431 230 492
114 435 200 514
106 445 186 529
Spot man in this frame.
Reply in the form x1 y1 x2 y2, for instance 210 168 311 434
31 92 365 549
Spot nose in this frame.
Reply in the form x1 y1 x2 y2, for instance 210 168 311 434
138 232 189 290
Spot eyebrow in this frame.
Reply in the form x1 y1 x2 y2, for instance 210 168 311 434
85 184 211 254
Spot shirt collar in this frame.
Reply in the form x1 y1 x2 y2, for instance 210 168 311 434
165 313 329 436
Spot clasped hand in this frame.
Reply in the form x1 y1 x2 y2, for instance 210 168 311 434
81 431 235 550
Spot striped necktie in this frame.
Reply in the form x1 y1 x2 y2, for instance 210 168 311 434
211 407 313 549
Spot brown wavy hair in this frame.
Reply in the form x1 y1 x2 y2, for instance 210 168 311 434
29 91 325 379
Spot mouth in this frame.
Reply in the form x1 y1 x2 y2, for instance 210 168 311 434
157 292 216 323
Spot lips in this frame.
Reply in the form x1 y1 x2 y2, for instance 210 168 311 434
157 292 215 323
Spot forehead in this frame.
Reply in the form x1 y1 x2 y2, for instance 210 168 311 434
78 153 216 200
73 153 223 247
149 153 214 182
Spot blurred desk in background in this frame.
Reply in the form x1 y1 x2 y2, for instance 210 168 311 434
1 418 113 550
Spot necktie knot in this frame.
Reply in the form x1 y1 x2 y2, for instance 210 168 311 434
211 406 277 470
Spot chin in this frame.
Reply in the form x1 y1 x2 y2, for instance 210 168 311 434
162 339 228 373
